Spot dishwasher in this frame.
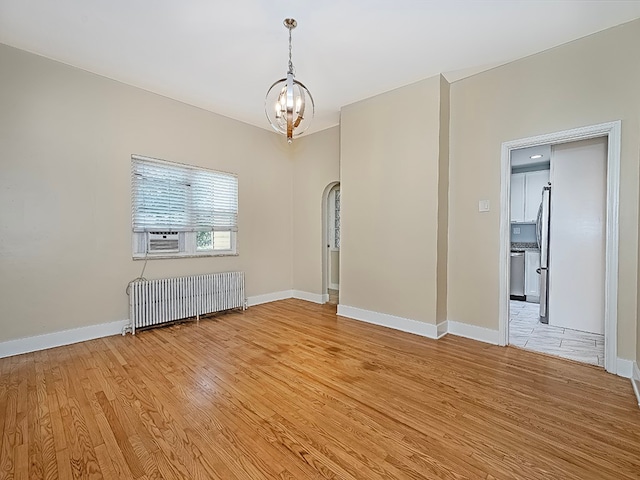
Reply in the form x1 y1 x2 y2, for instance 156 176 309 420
510 250 525 300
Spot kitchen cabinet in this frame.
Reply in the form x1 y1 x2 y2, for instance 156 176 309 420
525 250 541 300
510 169 549 222
510 173 526 222
524 170 550 222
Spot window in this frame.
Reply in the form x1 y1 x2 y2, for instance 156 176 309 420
131 155 238 258
328 186 340 249
334 188 340 248
196 231 232 251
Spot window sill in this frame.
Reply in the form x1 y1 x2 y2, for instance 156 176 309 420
133 252 239 260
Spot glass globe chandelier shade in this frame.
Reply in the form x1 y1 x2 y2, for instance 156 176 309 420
265 18 314 144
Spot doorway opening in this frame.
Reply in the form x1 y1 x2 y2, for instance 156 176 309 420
509 139 606 366
322 182 340 305
499 122 621 374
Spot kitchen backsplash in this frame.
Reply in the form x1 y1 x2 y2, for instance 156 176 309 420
511 222 537 243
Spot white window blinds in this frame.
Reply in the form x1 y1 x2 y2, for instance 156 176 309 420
131 155 238 233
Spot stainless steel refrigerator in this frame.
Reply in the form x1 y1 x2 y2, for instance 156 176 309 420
536 184 551 324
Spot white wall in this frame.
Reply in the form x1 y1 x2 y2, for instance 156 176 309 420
0 43 294 343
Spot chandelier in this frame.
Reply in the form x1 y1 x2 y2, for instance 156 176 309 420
265 18 314 144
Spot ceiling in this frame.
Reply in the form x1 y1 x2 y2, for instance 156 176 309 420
511 145 551 168
1 1 640 136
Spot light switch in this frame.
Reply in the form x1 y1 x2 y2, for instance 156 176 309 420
478 200 490 212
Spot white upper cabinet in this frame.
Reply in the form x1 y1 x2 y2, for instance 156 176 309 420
510 173 526 222
524 170 550 222
511 169 550 223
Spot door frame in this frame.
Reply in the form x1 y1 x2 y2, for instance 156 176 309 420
498 121 621 374
321 181 340 300
327 184 340 290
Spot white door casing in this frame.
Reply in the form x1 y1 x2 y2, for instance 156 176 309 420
327 185 340 291
321 181 340 301
499 121 620 374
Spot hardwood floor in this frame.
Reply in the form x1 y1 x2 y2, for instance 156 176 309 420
1 299 639 479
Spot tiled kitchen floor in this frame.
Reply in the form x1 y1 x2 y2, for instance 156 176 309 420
509 300 604 367
328 288 339 305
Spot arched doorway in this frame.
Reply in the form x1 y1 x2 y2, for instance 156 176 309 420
322 182 340 304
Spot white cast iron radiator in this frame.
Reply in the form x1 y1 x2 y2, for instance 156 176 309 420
128 272 245 333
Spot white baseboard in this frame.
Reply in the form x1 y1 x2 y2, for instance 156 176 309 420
447 320 500 345
0 319 130 359
247 290 328 306
246 290 294 307
437 321 448 339
0 289 327 359
616 358 634 379
337 304 440 339
632 362 640 407
292 290 326 304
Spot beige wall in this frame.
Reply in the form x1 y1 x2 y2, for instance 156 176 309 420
291 127 340 295
448 19 640 359
340 75 448 324
0 43 294 342
4 18 640 366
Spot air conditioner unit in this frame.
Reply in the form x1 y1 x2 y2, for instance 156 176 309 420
148 232 180 253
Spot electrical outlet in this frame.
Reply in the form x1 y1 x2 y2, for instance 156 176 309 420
513 227 521 234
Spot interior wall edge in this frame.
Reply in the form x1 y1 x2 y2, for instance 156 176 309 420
632 362 640 407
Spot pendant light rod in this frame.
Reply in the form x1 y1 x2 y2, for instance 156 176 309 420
284 18 297 74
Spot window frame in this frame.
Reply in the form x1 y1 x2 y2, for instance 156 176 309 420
131 155 238 260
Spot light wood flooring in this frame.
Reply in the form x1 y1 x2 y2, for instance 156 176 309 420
1 299 639 479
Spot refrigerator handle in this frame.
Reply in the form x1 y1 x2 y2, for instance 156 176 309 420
539 186 551 269
539 267 549 322
536 198 543 248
